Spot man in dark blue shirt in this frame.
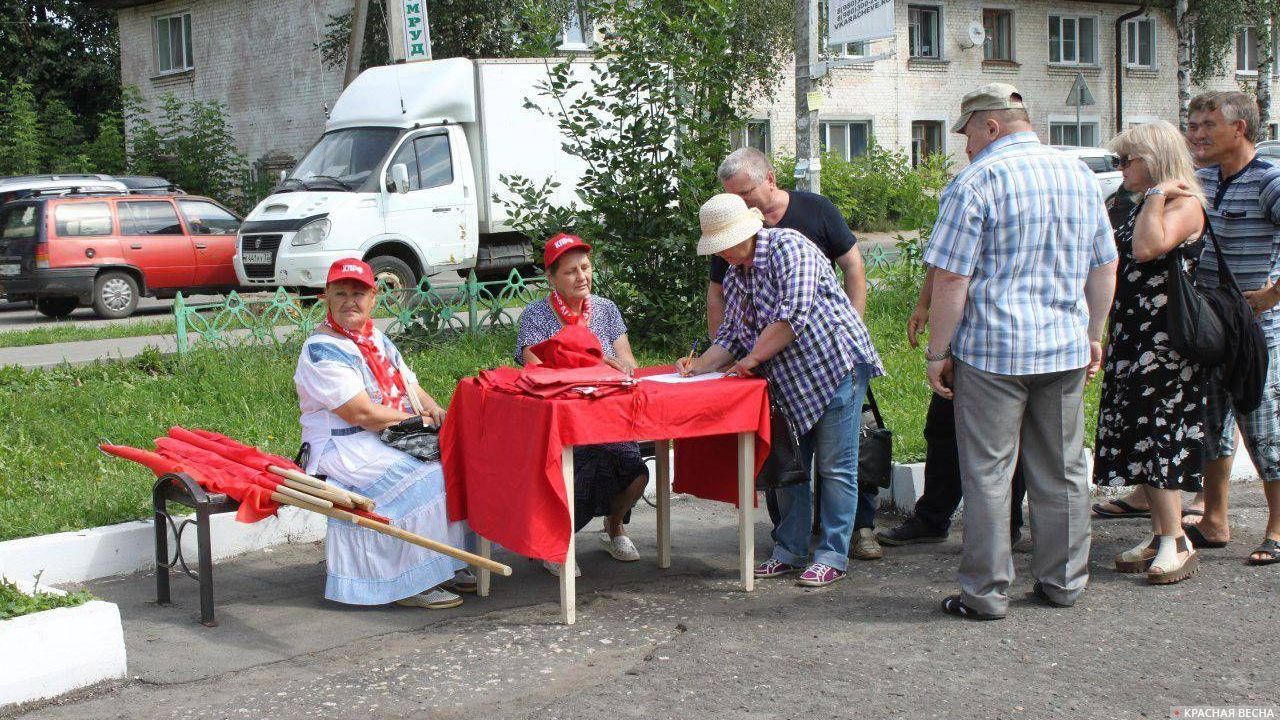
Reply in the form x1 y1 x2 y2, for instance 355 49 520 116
710 148 877 559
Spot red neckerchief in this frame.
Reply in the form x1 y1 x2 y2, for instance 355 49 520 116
324 311 408 410
549 290 591 327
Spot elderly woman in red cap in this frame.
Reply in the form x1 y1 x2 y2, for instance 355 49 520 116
516 233 648 576
293 258 474 610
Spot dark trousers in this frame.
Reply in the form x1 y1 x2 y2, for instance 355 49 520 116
916 393 1027 537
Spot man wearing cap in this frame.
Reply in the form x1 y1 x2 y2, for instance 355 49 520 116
678 194 884 588
712 147 882 560
922 83 1117 619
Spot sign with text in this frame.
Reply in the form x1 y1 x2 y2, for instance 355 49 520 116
828 0 895 47
390 1 432 62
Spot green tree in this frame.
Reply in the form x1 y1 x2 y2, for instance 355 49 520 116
86 111 127 175
316 0 576 71
39 97 84 172
0 79 42 176
498 0 791 346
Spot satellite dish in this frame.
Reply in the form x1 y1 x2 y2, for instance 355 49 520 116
959 21 986 49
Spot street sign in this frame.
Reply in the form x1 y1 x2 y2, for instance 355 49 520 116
829 0 895 47
1067 73 1096 107
386 0 433 63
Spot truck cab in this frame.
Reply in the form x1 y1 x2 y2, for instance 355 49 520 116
235 57 586 291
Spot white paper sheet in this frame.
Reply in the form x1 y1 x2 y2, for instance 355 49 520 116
640 371 727 384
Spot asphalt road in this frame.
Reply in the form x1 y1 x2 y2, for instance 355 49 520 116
0 296 227 331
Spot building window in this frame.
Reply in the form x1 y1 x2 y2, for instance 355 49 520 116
911 121 944 167
819 1 870 57
908 5 941 59
558 1 590 51
1049 15 1098 65
738 120 771 154
820 121 871 161
983 9 1013 62
154 12 193 74
1237 27 1258 72
1050 121 1100 147
1126 17 1156 68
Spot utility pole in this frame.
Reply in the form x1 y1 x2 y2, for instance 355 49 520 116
343 0 369 87
795 0 821 193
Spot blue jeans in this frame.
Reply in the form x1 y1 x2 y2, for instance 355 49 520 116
771 365 871 572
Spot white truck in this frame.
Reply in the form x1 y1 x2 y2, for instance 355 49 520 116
233 57 592 290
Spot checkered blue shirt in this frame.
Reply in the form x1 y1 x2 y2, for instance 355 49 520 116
715 228 884 434
923 132 1117 375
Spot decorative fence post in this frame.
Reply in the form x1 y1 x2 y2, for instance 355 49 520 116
467 271 480 336
174 292 189 355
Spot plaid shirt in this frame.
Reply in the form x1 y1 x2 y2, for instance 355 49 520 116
715 228 884 434
923 132 1117 375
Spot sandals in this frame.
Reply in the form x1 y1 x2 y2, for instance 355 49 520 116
1114 535 1158 573
1247 538 1280 566
1148 535 1198 585
1182 523 1229 549
940 594 1004 621
1091 499 1150 519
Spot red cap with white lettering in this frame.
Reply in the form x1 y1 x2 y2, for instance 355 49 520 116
543 232 592 269
326 258 376 289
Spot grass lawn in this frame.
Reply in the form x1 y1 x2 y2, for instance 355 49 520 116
0 276 1100 541
0 318 177 349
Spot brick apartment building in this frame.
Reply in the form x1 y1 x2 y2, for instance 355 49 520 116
101 0 1274 174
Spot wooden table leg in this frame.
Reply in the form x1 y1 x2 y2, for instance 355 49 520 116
656 439 672 569
561 446 576 625
477 537 492 597
737 431 755 592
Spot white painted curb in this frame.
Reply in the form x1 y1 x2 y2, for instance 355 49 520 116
0 599 127 708
0 507 327 587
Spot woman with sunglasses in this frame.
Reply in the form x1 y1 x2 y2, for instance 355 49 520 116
1092 120 1208 585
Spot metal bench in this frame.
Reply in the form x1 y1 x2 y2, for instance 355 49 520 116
152 472 239 627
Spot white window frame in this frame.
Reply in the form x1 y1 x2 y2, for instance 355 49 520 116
558 1 591 52
910 120 946 167
1049 116 1102 147
908 5 943 60
982 7 1015 62
819 120 873 161
153 11 193 75
1236 26 1280 75
1049 14 1100 66
1125 16 1157 69
737 120 772 155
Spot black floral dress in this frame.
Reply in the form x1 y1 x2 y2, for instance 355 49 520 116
1093 204 1206 492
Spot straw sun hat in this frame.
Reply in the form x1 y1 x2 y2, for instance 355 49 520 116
697 193 764 256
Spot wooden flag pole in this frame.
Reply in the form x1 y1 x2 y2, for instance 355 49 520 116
270 492 512 577
268 465 376 511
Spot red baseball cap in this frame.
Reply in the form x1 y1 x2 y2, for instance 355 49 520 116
326 258 376 289
543 232 592 268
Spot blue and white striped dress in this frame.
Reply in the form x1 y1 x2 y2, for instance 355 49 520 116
294 330 471 605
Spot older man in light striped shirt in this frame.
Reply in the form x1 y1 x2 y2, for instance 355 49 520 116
922 83 1118 620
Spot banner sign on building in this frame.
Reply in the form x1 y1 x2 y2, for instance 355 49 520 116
828 0 895 47
402 1 432 62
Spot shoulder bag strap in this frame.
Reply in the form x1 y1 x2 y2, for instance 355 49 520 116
864 384 885 429
1202 208 1243 293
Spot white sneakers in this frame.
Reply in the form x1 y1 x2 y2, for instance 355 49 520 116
542 560 583 577
394 586 463 610
599 532 640 562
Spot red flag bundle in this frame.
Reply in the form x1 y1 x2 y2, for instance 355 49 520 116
100 430 511 576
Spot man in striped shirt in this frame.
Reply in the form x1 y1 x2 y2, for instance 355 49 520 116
1184 91 1280 566
923 83 1118 619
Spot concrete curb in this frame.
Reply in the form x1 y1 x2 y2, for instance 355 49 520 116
0 507 327 587
0 597 127 709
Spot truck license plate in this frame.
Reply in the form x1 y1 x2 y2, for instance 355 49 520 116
0 264 19 276
242 251 272 265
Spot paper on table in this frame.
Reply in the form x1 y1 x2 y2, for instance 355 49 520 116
641 371 727 384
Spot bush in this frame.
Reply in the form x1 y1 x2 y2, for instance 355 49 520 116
774 144 952 233
0 79 42 176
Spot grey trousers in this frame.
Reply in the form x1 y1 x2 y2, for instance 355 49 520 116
952 360 1091 615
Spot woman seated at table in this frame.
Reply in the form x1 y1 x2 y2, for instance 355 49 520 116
516 233 648 575
294 258 474 610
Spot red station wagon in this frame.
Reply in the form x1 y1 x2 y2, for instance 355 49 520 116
0 194 243 319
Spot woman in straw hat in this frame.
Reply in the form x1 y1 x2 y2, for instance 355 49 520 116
677 194 884 587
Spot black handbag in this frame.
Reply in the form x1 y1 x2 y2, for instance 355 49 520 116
380 414 441 462
858 385 893 492
1167 211 1234 365
756 387 809 489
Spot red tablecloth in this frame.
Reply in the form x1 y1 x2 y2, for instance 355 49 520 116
442 366 770 563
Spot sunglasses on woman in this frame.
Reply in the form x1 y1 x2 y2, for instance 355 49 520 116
1116 155 1143 169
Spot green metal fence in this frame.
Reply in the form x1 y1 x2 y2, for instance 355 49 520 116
173 270 548 354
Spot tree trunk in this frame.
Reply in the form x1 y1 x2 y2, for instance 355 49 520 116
344 0 369 87
1177 0 1192 132
1258 14 1274 141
